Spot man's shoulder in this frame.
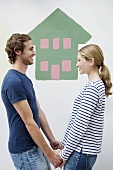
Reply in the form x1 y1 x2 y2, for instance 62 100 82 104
2 70 22 87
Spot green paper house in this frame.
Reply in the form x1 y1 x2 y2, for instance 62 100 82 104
29 8 92 80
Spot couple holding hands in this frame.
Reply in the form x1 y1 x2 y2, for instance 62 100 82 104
1 33 112 170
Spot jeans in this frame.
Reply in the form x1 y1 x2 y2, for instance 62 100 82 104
10 146 51 170
64 150 97 170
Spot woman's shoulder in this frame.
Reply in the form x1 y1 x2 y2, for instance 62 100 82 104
86 80 105 95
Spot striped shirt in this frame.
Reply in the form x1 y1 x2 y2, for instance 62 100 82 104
60 80 105 160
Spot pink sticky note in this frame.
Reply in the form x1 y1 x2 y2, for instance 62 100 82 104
63 38 71 49
51 65 60 80
40 61 48 71
62 60 71 72
53 38 60 49
40 39 49 48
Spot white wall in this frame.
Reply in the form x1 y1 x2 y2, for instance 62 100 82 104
0 0 113 169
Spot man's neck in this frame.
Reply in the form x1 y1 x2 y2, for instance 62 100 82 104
12 63 28 74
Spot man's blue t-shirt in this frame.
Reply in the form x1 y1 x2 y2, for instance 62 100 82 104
1 69 40 153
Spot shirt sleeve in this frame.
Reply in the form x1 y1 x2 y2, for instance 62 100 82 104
60 85 99 160
61 115 72 146
6 78 27 104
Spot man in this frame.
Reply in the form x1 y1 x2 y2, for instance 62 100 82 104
1 33 63 169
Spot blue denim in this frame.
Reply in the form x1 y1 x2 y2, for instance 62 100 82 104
10 146 51 170
64 150 97 170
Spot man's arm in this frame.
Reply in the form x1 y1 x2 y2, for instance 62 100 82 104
36 99 55 142
36 99 63 150
13 99 62 167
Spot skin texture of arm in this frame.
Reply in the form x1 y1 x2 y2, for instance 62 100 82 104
13 99 62 167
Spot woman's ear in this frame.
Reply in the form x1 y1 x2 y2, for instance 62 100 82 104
90 58 95 65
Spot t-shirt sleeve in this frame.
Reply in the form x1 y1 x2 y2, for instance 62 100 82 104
6 78 27 104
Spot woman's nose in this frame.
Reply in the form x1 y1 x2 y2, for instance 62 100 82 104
76 63 78 67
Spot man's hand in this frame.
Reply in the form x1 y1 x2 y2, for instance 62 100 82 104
53 149 67 168
50 139 64 150
46 150 63 168
59 159 67 169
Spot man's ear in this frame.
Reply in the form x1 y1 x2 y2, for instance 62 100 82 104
14 48 21 56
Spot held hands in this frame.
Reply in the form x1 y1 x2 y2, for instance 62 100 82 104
49 139 66 168
53 149 67 169
46 149 63 168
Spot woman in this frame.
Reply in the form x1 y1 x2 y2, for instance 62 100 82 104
57 44 112 170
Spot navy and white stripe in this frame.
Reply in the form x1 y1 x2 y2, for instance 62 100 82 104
60 80 105 160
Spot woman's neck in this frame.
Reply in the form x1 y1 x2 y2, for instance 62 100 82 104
88 69 101 82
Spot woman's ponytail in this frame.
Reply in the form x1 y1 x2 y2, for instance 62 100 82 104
100 63 112 97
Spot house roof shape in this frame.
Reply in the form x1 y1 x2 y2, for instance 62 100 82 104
29 8 92 44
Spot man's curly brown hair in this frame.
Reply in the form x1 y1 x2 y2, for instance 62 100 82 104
5 33 31 64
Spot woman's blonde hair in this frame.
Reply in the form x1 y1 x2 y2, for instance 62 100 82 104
78 44 112 97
